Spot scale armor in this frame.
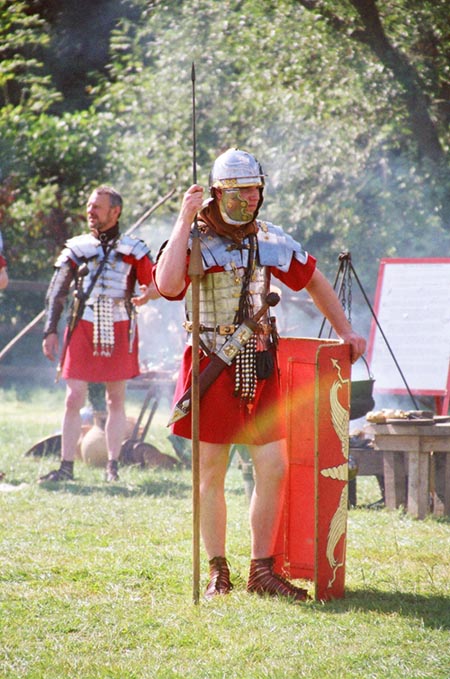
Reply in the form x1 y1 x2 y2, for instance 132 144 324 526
185 266 271 353
184 219 308 352
44 233 150 336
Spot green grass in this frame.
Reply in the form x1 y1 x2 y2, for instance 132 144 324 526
1 387 449 679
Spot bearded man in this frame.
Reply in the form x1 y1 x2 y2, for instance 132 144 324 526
41 185 157 483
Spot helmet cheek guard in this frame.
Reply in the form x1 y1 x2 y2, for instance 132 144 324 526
215 187 262 226
209 148 265 225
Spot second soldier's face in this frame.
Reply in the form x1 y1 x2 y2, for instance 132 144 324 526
87 191 119 233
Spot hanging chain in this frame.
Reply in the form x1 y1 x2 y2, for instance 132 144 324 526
338 251 352 324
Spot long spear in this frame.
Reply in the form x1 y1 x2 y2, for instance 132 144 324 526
0 309 46 363
0 188 175 366
125 188 175 238
188 62 204 605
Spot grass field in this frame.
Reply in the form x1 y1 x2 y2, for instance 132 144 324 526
1 386 449 679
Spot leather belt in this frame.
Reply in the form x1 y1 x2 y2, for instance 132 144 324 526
183 321 272 336
86 298 127 308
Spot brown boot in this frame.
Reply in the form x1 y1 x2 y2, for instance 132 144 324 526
204 556 233 600
247 556 309 602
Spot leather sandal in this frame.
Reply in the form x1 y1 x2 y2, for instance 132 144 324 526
247 556 309 602
204 556 233 600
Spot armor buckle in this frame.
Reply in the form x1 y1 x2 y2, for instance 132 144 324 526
219 324 235 335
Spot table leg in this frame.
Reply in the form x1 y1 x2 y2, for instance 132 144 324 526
383 451 406 509
407 450 430 519
432 452 450 517
444 453 450 516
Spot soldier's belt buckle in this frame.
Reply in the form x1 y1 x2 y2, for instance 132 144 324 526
218 324 235 335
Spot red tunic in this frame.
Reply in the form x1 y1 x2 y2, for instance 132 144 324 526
163 255 317 444
63 254 153 382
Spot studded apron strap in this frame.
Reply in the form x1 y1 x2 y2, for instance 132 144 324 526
233 234 258 409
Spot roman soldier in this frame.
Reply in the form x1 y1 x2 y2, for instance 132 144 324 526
41 185 157 483
155 149 366 600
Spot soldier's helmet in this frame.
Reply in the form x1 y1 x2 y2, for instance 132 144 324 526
208 148 265 225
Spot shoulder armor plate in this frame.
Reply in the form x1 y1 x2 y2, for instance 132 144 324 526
190 221 307 273
55 234 100 267
55 233 150 267
115 234 151 260
257 221 308 272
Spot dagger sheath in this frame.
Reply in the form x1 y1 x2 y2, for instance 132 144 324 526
168 292 279 425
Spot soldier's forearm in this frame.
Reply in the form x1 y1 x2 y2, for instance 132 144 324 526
155 226 190 297
156 185 203 297
0 267 8 290
43 263 74 337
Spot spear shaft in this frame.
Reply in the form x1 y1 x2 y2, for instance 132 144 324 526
188 62 203 605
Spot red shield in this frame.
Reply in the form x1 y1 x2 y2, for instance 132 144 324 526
273 338 351 601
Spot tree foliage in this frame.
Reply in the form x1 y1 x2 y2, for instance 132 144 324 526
0 0 449 328
0 0 61 112
91 0 450 275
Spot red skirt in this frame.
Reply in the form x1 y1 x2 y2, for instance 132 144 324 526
62 320 140 382
171 347 286 445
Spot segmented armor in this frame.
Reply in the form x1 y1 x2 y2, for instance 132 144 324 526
184 220 308 352
44 233 151 341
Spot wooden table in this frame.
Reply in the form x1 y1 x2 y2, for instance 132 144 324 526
365 422 450 519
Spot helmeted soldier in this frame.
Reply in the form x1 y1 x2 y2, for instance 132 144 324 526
41 185 158 483
155 148 366 601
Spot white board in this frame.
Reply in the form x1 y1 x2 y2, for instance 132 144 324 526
368 258 450 394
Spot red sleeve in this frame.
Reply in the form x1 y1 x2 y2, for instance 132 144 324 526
0 255 6 268
124 253 154 286
271 254 317 291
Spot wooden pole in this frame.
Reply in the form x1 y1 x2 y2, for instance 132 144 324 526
125 188 175 237
0 309 45 362
189 233 202 605
189 62 203 605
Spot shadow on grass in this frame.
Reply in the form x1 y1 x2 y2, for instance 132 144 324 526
36 468 249 500
317 589 450 631
37 476 192 498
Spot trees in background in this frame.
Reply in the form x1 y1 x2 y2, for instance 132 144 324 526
0 0 449 327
